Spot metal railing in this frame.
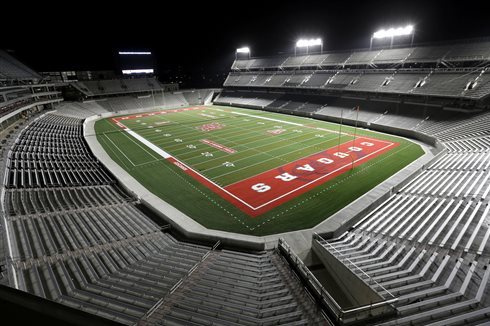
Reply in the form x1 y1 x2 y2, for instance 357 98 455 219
137 240 221 325
314 233 397 300
278 237 397 325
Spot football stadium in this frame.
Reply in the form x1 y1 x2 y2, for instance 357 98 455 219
1 3 490 325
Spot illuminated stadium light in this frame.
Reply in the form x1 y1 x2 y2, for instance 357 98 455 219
296 38 322 48
118 51 152 55
236 47 250 54
295 38 323 56
122 69 154 75
235 47 251 59
370 25 415 49
372 25 414 39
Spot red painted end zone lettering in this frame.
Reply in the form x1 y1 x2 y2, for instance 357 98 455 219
224 137 398 216
200 139 237 154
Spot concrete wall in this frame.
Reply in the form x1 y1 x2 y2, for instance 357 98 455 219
311 240 396 322
312 240 384 307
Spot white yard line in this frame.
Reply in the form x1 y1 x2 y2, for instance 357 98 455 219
173 110 341 168
191 129 331 169
104 134 137 166
206 133 342 179
99 135 132 170
149 111 327 167
140 115 268 142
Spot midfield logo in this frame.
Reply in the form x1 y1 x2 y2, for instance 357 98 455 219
267 129 286 135
196 122 225 132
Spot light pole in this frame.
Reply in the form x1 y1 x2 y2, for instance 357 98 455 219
370 25 414 50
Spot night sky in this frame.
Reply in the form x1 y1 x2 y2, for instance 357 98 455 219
2 0 489 87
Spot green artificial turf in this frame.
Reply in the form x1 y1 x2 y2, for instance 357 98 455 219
95 105 424 236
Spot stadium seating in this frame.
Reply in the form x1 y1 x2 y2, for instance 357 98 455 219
72 78 164 97
1 113 326 325
0 86 62 119
231 40 490 70
224 69 490 100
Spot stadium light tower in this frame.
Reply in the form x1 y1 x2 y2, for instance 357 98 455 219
295 38 323 56
236 47 251 59
370 25 414 49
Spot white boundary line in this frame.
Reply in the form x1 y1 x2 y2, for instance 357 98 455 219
104 134 137 166
125 128 172 159
117 114 396 212
230 109 395 146
231 111 348 136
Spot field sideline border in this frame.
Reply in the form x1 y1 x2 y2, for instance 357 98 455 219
83 104 442 258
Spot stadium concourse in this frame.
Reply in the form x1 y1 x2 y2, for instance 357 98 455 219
0 38 489 326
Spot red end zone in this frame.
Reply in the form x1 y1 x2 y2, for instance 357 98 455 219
170 136 399 217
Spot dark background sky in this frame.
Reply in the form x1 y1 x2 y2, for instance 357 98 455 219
2 0 489 87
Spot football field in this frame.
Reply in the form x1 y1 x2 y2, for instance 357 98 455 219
95 105 424 235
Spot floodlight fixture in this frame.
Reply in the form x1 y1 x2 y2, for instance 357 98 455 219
370 25 415 49
296 38 322 48
295 38 323 56
235 47 251 59
236 47 250 54
118 51 152 55
122 69 154 75
372 25 414 39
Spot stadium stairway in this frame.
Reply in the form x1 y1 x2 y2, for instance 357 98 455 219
140 250 326 325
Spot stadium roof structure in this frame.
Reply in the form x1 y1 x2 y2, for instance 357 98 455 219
226 38 490 102
0 50 41 82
